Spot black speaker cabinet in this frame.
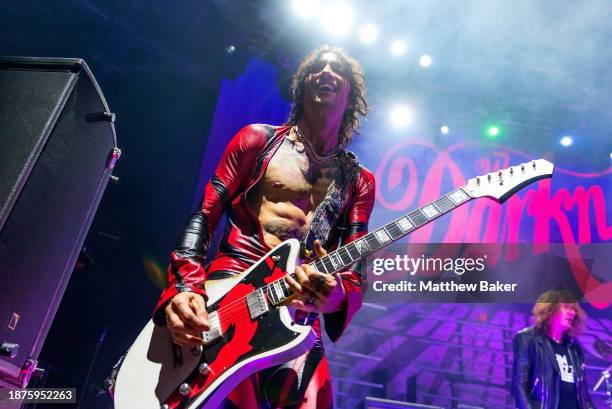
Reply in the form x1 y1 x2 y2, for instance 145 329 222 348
0 57 119 387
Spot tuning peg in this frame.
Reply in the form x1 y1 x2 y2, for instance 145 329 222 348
179 383 192 396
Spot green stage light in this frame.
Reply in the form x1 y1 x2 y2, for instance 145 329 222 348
486 125 500 138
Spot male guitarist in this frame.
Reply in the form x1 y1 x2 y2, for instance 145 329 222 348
152 45 375 408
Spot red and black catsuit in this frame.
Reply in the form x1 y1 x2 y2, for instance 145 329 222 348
153 124 375 408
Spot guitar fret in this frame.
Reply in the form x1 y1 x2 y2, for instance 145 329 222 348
364 233 381 251
313 259 327 274
322 256 334 273
396 216 414 233
385 222 403 240
354 238 371 256
347 243 361 260
338 246 353 263
448 188 469 205
266 285 277 305
374 228 391 244
273 281 285 301
421 203 440 219
408 209 428 227
434 195 455 213
280 277 290 296
329 252 342 269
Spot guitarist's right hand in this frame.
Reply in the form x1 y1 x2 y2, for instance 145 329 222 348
165 292 210 348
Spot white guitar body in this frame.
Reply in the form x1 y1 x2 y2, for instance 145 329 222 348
114 239 317 409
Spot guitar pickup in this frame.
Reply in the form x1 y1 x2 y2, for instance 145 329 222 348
246 289 269 319
202 311 222 345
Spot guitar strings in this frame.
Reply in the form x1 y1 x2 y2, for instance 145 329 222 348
209 266 310 323
206 237 363 324
208 263 341 329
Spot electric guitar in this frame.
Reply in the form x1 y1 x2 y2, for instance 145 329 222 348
114 159 553 409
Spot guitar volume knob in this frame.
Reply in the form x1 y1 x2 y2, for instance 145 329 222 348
198 362 211 375
179 383 192 396
161 405 170 409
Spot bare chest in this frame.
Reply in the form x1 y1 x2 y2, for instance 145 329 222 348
262 140 338 212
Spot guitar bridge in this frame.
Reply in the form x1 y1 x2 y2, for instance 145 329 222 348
246 289 269 319
202 311 222 345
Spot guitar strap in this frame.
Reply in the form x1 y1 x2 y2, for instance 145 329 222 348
302 150 359 258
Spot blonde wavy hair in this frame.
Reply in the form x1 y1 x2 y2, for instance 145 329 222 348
532 289 587 338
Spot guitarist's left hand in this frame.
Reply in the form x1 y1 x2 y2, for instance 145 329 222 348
285 240 347 313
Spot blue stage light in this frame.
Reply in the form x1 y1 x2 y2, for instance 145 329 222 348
420 54 432 67
560 136 573 147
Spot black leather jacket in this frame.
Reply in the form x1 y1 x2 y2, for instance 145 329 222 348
511 327 594 409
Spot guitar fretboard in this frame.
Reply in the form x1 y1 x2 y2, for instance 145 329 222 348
263 186 473 306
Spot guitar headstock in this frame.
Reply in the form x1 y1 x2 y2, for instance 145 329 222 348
464 159 554 203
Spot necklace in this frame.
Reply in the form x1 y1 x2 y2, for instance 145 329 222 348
293 126 339 165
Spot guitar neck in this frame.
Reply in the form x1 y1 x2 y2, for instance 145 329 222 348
263 186 473 306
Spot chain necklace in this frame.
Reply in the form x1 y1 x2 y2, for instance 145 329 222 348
293 125 339 166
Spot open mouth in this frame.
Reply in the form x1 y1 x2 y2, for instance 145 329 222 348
316 83 336 92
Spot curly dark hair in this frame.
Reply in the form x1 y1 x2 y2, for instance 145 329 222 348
286 45 368 148
532 289 587 338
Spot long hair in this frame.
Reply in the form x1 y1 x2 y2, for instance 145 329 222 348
286 45 368 148
532 289 587 338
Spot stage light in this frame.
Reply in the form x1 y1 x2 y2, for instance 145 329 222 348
486 125 500 138
390 104 412 128
226 45 236 54
359 23 378 44
419 54 432 67
609 152 612 159
441 125 449 135
323 3 353 36
560 135 573 147
292 0 319 18
390 40 406 56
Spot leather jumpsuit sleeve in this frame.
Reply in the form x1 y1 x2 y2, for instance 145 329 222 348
323 167 376 342
152 125 267 325
512 331 538 409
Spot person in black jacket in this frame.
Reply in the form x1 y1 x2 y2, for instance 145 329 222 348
512 289 595 409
